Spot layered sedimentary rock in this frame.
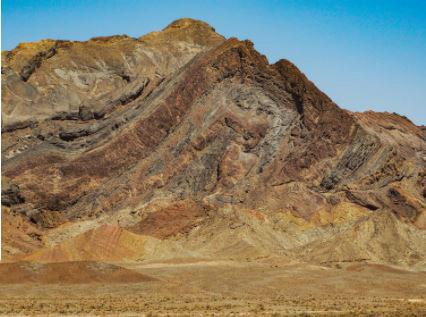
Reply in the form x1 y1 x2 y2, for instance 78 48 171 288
2 18 425 266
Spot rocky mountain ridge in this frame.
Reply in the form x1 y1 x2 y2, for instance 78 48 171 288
2 18 425 267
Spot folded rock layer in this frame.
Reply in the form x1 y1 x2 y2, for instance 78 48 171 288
2 18 425 266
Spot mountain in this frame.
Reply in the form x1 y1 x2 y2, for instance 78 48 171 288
2 18 425 267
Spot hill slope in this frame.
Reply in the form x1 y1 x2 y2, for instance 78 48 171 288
2 18 425 266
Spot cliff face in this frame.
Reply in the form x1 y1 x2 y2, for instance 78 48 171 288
2 18 425 266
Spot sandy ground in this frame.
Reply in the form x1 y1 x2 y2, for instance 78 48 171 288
0 259 425 316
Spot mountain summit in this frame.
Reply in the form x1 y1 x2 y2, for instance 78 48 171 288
2 19 425 266
140 18 225 46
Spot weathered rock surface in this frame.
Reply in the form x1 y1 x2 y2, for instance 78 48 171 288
2 18 425 266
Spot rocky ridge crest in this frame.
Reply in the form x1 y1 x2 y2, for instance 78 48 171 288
2 18 425 267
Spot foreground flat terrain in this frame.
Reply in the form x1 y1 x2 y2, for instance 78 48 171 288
0 259 425 316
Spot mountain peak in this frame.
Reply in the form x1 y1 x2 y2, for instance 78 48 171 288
140 18 225 47
164 18 216 32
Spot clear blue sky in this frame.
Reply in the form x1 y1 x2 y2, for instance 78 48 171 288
2 0 425 124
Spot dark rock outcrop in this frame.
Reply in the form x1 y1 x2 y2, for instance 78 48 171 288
2 18 425 265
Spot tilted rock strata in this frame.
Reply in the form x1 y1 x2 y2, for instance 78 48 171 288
2 18 425 265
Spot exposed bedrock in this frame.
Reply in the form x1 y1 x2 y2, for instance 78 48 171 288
2 18 425 264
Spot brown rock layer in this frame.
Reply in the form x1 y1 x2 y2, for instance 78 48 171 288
2 18 425 266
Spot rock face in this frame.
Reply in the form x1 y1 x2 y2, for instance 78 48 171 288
2 18 425 266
